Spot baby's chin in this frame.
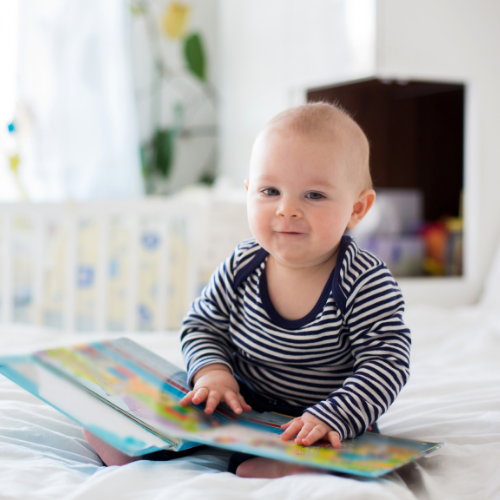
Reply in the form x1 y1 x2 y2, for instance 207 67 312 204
268 244 330 268
254 231 338 267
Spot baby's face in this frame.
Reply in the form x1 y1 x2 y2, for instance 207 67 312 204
246 129 363 267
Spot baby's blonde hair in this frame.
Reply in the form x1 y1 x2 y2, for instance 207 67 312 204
264 101 372 190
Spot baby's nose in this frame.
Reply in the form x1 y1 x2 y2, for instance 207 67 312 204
276 198 301 218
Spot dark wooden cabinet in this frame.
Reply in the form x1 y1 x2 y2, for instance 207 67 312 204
308 79 464 222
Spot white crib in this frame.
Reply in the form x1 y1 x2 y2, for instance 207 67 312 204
0 197 251 333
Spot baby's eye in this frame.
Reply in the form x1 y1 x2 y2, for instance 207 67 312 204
305 192 324 200
262 188 280 196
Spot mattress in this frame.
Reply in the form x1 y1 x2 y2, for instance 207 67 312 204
0 305 499 500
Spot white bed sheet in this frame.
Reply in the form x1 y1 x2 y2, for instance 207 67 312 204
0 306 499 500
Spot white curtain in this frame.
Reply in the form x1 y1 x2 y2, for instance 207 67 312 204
18 0 143 201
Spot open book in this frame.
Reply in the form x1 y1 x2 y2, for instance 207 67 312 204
0 338 443 477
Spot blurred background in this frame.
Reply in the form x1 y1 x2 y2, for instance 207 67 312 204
0 0 499 332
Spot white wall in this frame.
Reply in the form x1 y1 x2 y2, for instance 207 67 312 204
218 0 500 307
377 0 500 306
217 0 376 187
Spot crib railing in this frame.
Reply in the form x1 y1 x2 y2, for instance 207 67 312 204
0 199 204 333
0 197 252 333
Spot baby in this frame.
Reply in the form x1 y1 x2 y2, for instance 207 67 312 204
84 102 410 477
179 102 411 477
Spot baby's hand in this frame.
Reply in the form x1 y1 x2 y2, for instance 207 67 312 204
280 412 341 448
179 363 252 415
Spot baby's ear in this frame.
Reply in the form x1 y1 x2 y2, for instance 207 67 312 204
347 189 376 229
244 179 249 191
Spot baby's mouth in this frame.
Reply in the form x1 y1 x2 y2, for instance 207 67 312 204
275 230 306 236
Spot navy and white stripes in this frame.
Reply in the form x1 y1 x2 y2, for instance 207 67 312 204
180 236 411 440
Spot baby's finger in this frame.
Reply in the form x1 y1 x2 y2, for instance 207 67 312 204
224 391 243 414
328 431 342 449
281 417 299 430
301 425 327 446
204 390 222 414
280 419 304 441
179 391 194 406
295 422 316 445
237 394 252 412
191 387 209 405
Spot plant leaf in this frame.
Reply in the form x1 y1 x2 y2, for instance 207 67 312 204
183 33 206 81
130 3 145 16
153 129 174 178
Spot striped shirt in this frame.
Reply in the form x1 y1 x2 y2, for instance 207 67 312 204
180 235 411 440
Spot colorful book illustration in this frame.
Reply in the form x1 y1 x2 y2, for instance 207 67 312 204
0 338 443 477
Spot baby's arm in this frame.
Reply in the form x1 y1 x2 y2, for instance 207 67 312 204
180 250 243 390
179 363 251 414
306 265 411 440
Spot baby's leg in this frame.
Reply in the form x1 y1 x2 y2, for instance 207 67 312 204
236 457 327 478
83 429 140 466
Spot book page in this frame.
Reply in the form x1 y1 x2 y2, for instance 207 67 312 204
29 338 443 477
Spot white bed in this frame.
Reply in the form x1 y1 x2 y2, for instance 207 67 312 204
2 229 500 500
1 300 499 500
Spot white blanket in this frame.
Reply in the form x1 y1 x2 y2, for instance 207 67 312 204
0 307 499 500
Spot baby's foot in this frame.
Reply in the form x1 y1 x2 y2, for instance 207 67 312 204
83 428 140 466
236 457 327 478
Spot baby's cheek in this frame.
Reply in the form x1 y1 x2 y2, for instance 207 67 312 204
248 217 264 243
321 218 347 243
248 208 272 243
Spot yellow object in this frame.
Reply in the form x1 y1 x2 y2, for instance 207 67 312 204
8 154 28 200
8 154 20 173
445 217 463 233
423 257 444 276
162 2 190 39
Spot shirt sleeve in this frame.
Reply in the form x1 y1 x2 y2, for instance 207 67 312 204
305 264 411 440
180 251 238 387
